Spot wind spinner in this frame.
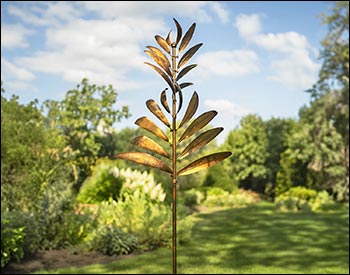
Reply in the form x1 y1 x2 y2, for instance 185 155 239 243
116 18 232 274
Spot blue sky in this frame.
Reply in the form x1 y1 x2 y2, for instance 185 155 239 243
1 1 332 143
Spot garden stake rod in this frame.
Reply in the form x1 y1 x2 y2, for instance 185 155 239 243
116 18 232 275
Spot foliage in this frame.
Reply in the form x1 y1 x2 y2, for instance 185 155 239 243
264 118 297 198
276 94 347 200
43 78 130 191
203 161 236 192
275 186 333 212
115 168 166 202
223 115 269 193
203 187 260 207
98 191 170 250
169 216 194 245
305 1 349 200
88 224 138 256
1 93 69 211
0 211 41 255
77 159 124 203
1 218 25 268
78 163 166 203
34 181 92 250
182 189 204 207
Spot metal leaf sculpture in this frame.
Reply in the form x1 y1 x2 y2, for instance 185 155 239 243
115 18 231 274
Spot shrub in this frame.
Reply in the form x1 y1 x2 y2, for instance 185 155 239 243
203 187 260 208
1 211 41 254
1 218 25 268
312 191 334 211
114 167 166 202
34 181 93 249
98 190 171 250
78 163 166 203
183 189 204 207
176 216 194 244
275 186 333 212
88 224 138 256
77 160 124 203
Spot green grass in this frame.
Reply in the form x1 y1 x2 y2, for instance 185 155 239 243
36 202 349 274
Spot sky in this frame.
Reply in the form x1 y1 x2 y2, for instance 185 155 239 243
1 1 333 143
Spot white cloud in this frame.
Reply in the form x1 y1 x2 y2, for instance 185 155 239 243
235 13 320 89
268 54 320 89
7 2 82 26
209 2 230 23
195 50 259 78
1 58 36 92
1 58 35 81
1 24 33 48
17 17 167 90
235 13 261 39
204 99 251 117
80 1 214 23
5 1 232 93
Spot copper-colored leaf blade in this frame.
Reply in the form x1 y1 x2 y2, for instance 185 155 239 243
146 46 171 68
131 136 170 159
173 18 182 46
178 151 232 176
178 127 224 159
179 110 217 143
179 82 193 89
176 64 197 81
135 116 169 142
144 62 174 92
116 152 172 174
144 50 172 76
155 35 170 54
178 43 203 69
179 23 196 53
178 92 199 129
166 30 172 46
146 99 170 128
160 89 170 113
177 90 183 114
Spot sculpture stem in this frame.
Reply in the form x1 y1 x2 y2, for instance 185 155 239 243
171 44 177 275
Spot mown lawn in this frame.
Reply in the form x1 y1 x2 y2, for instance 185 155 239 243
36 202 349 274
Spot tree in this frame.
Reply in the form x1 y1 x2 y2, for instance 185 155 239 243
1 91 70 211
303 1 349 200
224 114 269 193
264 118 297 198
43 78 130 191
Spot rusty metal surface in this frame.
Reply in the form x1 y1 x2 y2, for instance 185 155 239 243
173 18 182 46
179 82 193 89
116 152 172 173
155 34 170 54
178 151 232 176
146 46 171 68
166 30 172 46
146 99 171 127
178 127 224 159
135 116 169 142
160 89 171 113
144 62 174 92
144 49 172 76
131 135 170 159
177 43 203 69
176 64 197 81
178 110 218 143
179 23 196 53
178 91 198 129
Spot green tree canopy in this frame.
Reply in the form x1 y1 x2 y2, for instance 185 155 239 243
43 78 130 191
